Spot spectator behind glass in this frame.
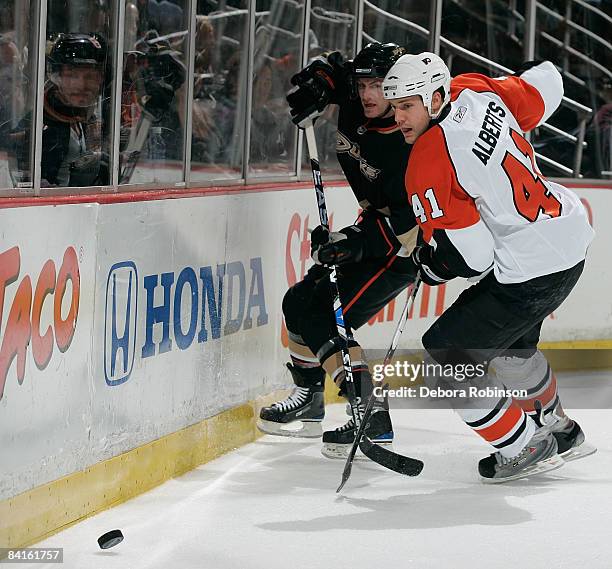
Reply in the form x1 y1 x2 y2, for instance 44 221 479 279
119 31 186 180
2 28 186 188
249 57 292 165
190 16 224 166
146 0 184 37
7 33 109 187
0 35 24 127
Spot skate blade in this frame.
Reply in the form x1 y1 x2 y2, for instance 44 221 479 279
257 419 322 439
321 441 394 461
481 454 565 484
560 441 597 463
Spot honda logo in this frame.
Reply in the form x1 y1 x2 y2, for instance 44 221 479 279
104 261 138 386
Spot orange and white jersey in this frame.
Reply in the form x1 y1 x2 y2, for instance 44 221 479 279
406 61 594 284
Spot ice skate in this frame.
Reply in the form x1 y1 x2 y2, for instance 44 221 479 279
547 415 597 462
257 364 325 438
534 401 597 462
321 402 394 460
478 430 564 483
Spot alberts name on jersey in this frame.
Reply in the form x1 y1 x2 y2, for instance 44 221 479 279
472 101 506 166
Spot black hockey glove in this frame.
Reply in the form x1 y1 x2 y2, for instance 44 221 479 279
310 210 403 267
287 51 347 126
291 51 347 90
310 225 365 266
303 263 332 283
135 32 187 90
410 245 453 286
286 83 329 127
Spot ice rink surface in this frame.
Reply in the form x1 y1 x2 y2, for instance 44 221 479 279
19 371 612 569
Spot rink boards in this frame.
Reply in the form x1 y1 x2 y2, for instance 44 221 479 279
0 183 609 547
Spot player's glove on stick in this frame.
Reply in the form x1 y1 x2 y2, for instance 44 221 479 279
311 210 405 266
409 245 453 286
287 51 347 127
310 225 365 266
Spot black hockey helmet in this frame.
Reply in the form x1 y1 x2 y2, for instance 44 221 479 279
352 42 407 79
48 33 107 74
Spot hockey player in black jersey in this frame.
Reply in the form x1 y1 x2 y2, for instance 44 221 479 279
257 43 419 459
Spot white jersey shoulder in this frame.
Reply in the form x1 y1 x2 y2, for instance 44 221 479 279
439 86 593 283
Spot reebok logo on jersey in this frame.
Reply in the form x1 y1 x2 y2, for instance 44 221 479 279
471 101 506 165
453 106 467 123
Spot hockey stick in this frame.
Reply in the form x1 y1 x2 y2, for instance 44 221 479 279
337 277 424 492
119 115 152 183
303 123 423 483
303 122 364 438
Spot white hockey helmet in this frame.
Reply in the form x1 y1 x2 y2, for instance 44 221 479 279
382 52 451 118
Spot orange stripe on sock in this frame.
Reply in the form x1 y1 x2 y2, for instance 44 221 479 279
474 404 524 443
515 374 558 413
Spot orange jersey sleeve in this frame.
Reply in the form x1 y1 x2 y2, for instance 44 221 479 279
405 125 494 280
406 125 480 243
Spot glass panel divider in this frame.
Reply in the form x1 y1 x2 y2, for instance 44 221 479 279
32 0 48 195
183 0 197 187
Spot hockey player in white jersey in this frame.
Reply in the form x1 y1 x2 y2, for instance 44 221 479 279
382 53 596 482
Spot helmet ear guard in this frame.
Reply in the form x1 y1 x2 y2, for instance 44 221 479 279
382 52 451 119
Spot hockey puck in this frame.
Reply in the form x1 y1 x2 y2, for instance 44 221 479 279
97 529 124 549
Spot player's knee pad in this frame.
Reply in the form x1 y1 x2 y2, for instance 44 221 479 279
282 281 314 333
421 323 448 361
491 350 547 388
283 283 336 356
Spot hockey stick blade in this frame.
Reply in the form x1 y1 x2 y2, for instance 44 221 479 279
337 427 424 492
359 436 424 477
336 390 379 493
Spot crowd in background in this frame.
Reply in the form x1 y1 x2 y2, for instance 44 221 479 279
0 0 609 190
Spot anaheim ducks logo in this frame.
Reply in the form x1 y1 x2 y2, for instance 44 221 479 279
360 161 381 181
336 130 355 155
336 130 381 182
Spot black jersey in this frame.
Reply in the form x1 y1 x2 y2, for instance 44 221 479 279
334 93 415 237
